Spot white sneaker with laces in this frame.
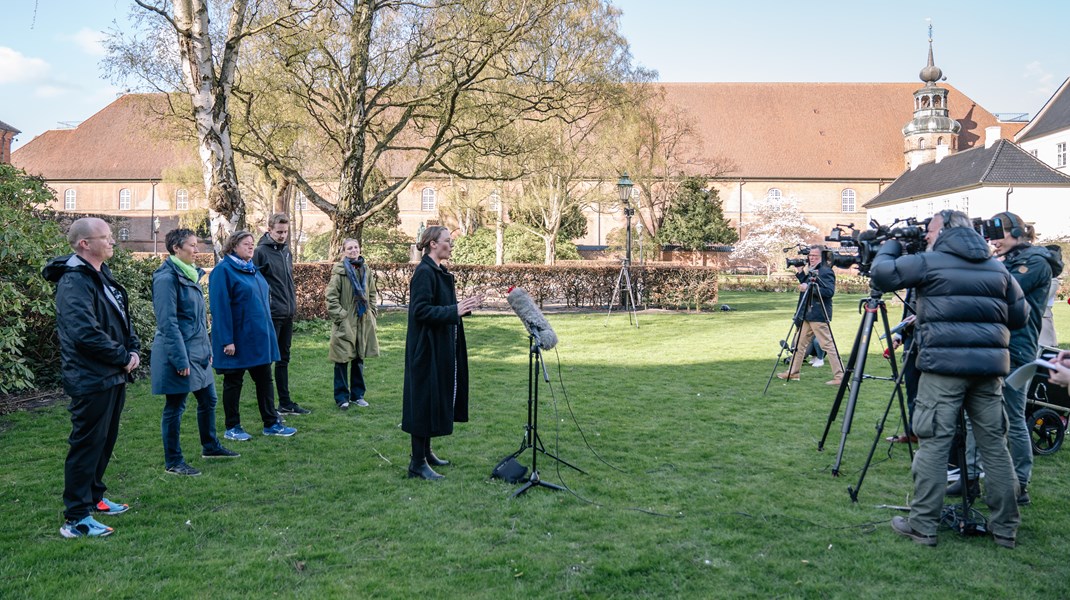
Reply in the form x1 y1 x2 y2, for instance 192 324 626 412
812 358 824 368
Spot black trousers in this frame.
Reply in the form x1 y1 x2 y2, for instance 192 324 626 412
221 364 279 430
272 318 294 407
64 384 126 520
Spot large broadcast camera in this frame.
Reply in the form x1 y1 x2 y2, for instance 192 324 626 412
820 218 929 276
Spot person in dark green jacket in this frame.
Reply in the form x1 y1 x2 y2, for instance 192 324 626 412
325 238 379 409
957 212 1063 506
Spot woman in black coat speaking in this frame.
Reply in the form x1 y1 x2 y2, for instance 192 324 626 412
402 225 483 480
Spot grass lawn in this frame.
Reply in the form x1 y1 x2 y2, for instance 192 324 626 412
2 290 1069 598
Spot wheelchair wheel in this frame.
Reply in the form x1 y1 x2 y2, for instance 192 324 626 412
1030 408 1065 456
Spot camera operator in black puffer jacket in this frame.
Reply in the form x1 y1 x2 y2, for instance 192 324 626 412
870 209 1027 549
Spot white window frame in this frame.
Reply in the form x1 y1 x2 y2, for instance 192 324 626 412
1058 142 1067 168
840 189 856 213
176 189 189 211
766 188 782 202
118 227 130 241
119 188 131 211
64 189 76 211
488 191 500 212
294 190 308 211
421 188 436 212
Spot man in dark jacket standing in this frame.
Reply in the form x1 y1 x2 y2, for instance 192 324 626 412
43 218 140 538
777 246 844 385
955 212 1063 505
871 210 1027 549
253 213 309 415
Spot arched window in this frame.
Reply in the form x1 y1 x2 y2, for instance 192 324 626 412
176 189 189 211
64 189 76 211
421 188 436 211
119 188 131 210
488 191 500 212
936 136 945 146
918 138 927 149
841 189 856 213
118 227 130 241
766 188 782 202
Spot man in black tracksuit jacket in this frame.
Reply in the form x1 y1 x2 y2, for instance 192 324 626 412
253 213 309 415
871 210 1027 549
43 218 140 538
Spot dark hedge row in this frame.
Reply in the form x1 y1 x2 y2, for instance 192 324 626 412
293 262 721 319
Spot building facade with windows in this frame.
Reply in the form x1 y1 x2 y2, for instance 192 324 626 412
1015 77 1070 173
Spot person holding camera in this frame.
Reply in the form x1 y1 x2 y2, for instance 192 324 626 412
954 212 1061 505
778 246 844 385
871 210 1027 549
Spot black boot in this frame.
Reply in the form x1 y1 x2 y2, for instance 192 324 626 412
426 439 450 467
947 478 980 500
408 458 444 480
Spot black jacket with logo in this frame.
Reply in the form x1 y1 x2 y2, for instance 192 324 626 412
42 254 140 396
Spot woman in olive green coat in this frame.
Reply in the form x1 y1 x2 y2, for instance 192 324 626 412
325 239 379 408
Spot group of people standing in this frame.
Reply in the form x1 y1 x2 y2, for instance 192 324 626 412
47 215 484 539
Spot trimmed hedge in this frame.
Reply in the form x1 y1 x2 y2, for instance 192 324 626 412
293 262 721 318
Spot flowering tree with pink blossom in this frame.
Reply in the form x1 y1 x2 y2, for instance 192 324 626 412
731 195 818 278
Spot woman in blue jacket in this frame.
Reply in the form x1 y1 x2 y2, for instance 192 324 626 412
151 229 239 475
209 230 295 439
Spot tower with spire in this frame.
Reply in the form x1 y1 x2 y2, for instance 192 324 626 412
902 24 961 170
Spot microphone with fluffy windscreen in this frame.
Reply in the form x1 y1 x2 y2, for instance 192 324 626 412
506 287 558 350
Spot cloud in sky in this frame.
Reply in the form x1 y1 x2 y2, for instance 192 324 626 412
64 28 107 57
1023 61 1057 100
0 47 51 84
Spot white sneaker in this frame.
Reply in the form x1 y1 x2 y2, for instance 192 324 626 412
811 358 824 368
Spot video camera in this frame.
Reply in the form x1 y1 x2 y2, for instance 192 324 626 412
783 244 810 269
821 219 929 276
972 217 1006 241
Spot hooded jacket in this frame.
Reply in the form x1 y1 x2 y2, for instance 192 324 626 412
150 258 213 394
870 227 1027 377
253 232 297 320
1001 243 1063 366
42 254 140 396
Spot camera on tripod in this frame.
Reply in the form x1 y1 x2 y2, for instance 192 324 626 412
783 244 811 269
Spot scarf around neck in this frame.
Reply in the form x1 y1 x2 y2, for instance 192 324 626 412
169 254 199 282
343 256 368 318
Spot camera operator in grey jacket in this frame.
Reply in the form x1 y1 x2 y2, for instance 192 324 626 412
870 210 1027 549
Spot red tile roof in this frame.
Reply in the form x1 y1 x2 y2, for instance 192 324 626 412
657 82 1024 181
12 94 199 180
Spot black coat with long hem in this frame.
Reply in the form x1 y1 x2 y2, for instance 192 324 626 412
402 255 470 437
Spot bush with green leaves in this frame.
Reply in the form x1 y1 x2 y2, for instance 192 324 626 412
0 165 67 393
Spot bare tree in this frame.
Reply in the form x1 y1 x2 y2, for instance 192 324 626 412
109 0 306 247
231 0 633 253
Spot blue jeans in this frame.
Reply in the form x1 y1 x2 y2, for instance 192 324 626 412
162 385 223 468
334 360 365 405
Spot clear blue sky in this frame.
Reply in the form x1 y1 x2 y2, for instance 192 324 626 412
3 0 1068 150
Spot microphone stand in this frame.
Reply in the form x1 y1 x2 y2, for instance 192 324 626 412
510 332 585 498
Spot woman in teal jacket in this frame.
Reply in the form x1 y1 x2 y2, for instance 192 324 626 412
152 229 238 475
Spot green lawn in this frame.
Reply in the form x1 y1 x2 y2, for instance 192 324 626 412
2 290 1069 598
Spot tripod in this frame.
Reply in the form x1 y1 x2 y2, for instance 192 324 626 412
606 258 639 327
819 288 902 478
847 335 915 501
509 334 585 498
943 406 988 535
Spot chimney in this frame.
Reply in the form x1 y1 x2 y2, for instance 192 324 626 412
985 126 1002 149
935 143 949 163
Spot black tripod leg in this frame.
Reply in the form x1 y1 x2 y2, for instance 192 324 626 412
764 319 801 395
819 302 869 450
831 301 879 475
849 305 906 498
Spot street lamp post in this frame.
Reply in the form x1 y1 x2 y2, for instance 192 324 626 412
153 216 161 255
617 173 634 264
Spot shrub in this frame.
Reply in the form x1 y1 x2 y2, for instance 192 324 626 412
451 225 580 265
0 165 67 393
